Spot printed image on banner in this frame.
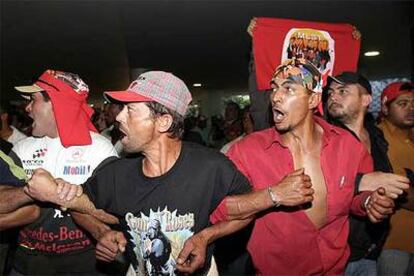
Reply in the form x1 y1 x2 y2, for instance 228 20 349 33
282 28 335 87
125 207 195 276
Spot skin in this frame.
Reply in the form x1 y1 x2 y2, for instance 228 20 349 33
0 205 40 231
327 82 371 147
271 77 327 228
382 92 414 130
328 82 410 199
25 92 58 138
24 88 395 274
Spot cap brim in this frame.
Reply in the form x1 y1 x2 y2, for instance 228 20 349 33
328 76 345 85
15 84 45 99
15 84 44 93
104 90 153 103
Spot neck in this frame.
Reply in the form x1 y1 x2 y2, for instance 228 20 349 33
281 113 321 152
142 138 182 177
344 113 365 140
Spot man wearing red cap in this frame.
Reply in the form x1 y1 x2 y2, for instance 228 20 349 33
0 70 117 275
377 81 414 275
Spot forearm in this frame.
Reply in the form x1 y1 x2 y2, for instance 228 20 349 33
59 195 119 225
200 217 254 245
0 204 40 231
0 186 33 213
223 189 275 220
71 211 112 240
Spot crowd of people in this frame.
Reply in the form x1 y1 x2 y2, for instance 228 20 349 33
0 47 413 276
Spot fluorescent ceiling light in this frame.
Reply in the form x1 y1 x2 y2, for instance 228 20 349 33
364 51 380 57
193 83 202 87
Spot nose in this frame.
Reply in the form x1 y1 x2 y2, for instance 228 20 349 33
328 90 339 103
25 101 33 113
270 88 284 104
116 105 127 123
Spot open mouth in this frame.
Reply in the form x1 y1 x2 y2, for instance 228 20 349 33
273 108 286 123
118 127 127 140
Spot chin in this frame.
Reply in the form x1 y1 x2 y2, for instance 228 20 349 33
274 124 290 134
31 130 45 138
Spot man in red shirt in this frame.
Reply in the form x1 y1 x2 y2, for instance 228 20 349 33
179 59 395 275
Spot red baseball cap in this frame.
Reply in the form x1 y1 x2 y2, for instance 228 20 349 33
381 81 413 105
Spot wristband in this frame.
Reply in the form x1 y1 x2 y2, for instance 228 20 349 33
267 187 281 207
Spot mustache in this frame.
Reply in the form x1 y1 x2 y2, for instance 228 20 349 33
328 102 342 109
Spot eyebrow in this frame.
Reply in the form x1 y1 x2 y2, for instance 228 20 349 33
281 80 296 86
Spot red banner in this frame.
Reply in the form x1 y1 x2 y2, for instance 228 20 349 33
253 17 361 91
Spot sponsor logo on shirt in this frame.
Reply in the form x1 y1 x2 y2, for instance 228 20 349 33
65 148 87 164
62 165 91 175
32 148 48 159
19 226 91 254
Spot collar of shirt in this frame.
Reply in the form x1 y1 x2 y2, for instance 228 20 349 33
262 116 341 150
381 119 411 141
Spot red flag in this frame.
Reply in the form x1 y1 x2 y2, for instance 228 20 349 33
253 17 361 91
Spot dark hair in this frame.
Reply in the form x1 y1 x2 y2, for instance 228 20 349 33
40 91 51 102
145 102 184 139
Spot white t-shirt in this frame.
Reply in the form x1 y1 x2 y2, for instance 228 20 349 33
11 132 118 264
13 131 118 184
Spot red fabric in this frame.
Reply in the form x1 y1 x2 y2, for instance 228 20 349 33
226 116 373 275
253 17 361 91
381 81 413 105
210 198 227 224
35 72 97 148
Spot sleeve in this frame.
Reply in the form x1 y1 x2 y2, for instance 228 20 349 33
209 155 252 213
209 154 252 224
350 144 374 216
0 158 25 187
81 157 118 213
226 142 252 184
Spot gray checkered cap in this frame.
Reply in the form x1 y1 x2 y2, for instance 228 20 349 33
129 71 192 116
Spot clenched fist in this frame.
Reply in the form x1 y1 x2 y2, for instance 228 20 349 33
24 168 59 203
271 168 314 207
365 187 395 223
